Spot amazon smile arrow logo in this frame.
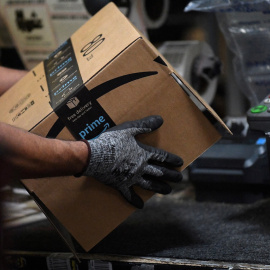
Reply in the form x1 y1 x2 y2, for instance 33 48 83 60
88 71 158 100
47 71 158 139
90 123 110 140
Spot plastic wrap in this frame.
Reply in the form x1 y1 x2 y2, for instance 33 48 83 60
185 0 270 106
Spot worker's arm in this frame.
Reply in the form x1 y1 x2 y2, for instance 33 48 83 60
0 122 89 182
0 67 87 181
0 116 183 208
0 66 27 96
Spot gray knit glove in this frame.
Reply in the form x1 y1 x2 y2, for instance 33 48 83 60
83 115 183 208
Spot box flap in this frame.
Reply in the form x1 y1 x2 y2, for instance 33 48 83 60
71 2 141 84
44 2 142 111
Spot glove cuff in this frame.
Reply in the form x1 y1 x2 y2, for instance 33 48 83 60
74 139 91 178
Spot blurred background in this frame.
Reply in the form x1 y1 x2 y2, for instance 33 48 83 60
0 0 250 119
3 1 270 269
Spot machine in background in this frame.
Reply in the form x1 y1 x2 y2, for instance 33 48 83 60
190 98 270 204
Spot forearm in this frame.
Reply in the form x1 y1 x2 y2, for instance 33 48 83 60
0 66 27 96
0 122 89 181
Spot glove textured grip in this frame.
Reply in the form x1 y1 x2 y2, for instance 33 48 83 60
76 116 183 208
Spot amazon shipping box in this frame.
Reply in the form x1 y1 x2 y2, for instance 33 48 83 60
0 3 230 256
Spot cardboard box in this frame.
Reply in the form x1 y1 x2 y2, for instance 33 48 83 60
0 3 230 256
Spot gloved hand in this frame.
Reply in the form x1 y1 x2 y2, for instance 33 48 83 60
82 115 183 208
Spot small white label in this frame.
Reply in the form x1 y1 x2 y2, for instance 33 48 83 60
88 260 113 270
46 254 73 270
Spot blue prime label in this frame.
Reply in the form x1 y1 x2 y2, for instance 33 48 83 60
54 86 115 140
44 39 115 140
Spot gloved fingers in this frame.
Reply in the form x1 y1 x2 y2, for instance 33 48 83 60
144 165 183 183
137 178 172 194
118 186 144 209
161 151 183 167
138 142 183 167
107 115 163 135
143 164 163 177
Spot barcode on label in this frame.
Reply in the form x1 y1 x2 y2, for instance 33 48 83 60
88 260 113 270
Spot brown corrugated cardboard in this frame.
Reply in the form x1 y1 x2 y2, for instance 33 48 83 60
0 3 230 255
